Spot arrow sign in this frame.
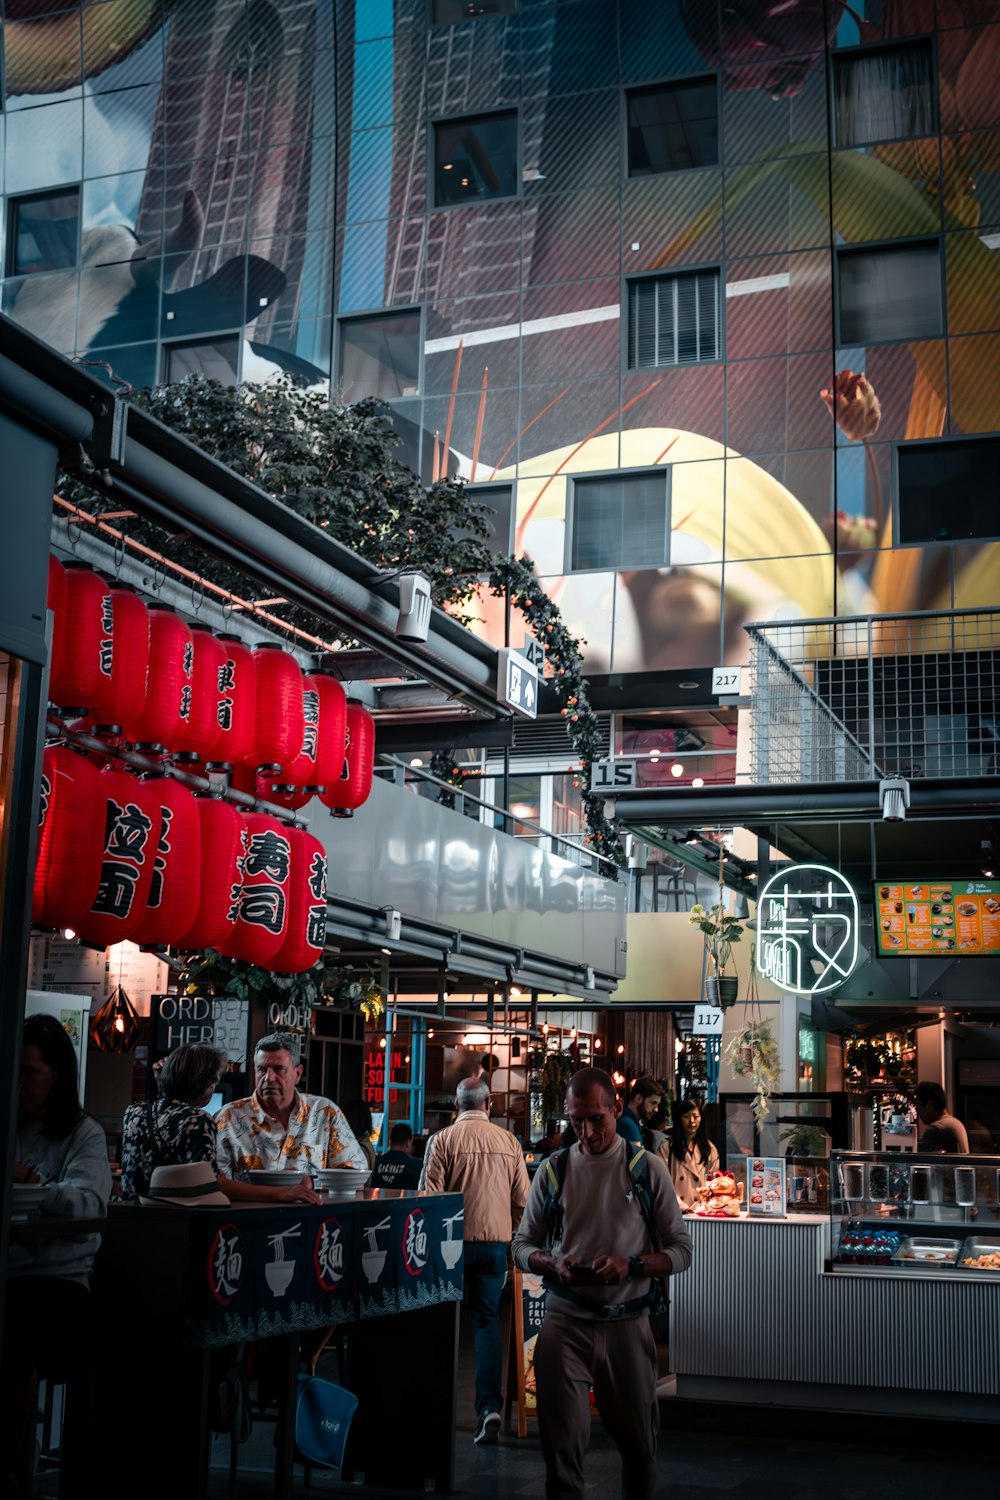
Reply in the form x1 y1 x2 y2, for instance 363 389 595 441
498 648 539 719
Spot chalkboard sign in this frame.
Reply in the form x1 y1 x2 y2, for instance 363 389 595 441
151 993 251 1070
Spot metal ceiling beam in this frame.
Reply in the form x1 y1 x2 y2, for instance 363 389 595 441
609 777 1000 826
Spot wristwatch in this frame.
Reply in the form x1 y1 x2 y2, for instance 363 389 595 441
627 1255 645 1281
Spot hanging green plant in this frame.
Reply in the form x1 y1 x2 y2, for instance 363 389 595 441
726 1018 780 1129
541 1051 575 1119
177 950 384 1019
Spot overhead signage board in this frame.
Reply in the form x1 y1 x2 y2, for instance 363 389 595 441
498 647 539 719
712 665 743 696
692 1005 724 1035
873 878 1000 956
756 863 860 995
522 636 546 671
593 757 637 791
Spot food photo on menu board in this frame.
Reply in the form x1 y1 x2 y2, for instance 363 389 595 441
872 879 1000 957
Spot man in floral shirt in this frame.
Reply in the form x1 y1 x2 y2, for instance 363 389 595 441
216 1032 367 1179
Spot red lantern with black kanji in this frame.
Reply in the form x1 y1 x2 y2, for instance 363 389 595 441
86 583 150 728
49 562 107 710
74 768 164 948
211 633 258 766
249 645 305 770
319 702 375 815
280 669 348 789
32 744 104 930
129 776 201 947
270 828 328 974
173 624 228 760
46 555 67 695
216 811 292 966
257 778 314 811
123 605 194 750
174 795 246 952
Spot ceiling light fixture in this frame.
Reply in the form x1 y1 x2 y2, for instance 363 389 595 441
670 762 684 777
692 777 704 788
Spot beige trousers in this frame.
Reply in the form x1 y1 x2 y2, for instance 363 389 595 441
533 1301 659 1500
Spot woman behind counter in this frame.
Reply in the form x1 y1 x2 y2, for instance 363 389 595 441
121 1042 318 1204
5 1013 112 1494
658 1094 719 1211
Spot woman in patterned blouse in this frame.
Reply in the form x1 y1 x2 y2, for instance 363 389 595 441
121 1043 320 1205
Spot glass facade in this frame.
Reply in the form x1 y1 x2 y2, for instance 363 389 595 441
3 0 1000 682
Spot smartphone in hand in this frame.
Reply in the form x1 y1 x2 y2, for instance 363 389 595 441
566 1262 597 1281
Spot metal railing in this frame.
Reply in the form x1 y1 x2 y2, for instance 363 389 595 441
746 608 1000 785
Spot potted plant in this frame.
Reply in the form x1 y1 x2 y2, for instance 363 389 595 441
725 1017 780 1127
688 901 743 1007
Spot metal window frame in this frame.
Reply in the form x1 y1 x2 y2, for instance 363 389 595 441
462 478 515 557
5 184 82 280
834 234 944 349
335 303 425 401
429 106 520 212
622 72 721 180
622 264 723 373
829 33 938 151
161 332 243 387
564 464 672 576
893 430 1000 548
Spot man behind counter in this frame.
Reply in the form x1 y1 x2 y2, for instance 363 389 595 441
370 1122 422 1189
914 1081 970 1153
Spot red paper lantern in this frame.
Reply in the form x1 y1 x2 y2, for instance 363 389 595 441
49 562 107 710
211 633 258 766
173 624 228 760
32 744 104 929
249 644 305 770
230 761 315 812
129 776 201 947
74 769 164 948
216 811 292 966
123 605 194 750
280 670 347 789
86 583 150 728
174 795 246 952
270 828 328 974
46 555 68 693
319 702 375 815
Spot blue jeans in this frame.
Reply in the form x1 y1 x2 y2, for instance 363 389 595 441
463 1240 508 1417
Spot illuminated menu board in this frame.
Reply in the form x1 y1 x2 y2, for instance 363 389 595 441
873 879 1000 956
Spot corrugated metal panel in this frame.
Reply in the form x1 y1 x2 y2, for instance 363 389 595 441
672 1220 1000 1394
509 713 611 759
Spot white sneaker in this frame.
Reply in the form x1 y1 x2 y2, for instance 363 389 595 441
474 1410 501 1444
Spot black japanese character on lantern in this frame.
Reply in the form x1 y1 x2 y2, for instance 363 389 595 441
243 830 290 881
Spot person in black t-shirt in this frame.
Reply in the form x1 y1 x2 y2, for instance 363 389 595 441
370 1122 422 1189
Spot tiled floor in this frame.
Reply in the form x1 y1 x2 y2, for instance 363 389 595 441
197 1306 997 1500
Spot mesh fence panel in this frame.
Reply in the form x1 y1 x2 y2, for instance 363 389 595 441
746 610 1000 786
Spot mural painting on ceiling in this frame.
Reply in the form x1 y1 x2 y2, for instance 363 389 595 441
3 0 1000 676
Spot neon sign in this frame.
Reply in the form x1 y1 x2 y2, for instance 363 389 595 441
756 863 859 995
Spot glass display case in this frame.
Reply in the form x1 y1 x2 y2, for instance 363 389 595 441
721 1093 869 1215
830 1150 1000 1273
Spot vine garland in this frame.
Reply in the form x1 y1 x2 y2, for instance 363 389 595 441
434 556 624 871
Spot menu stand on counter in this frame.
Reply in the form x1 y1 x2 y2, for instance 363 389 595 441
86 1191 464 1498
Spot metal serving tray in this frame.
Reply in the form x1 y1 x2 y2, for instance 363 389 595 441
892 1236 960 1266
956 1236 1000 1271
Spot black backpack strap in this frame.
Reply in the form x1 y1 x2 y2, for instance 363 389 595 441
542 1147 570 1249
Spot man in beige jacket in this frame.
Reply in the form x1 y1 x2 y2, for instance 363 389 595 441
420 1075 529 1444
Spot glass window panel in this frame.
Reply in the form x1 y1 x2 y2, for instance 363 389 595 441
7 189 80 276
627 77 719 176
465 482 514 558
833 40 935 148
434 111 518 207
837 241 941 344
570 471 670 573
897 436 1000 545
338 309 421 400
164 337 240 387
627 269 720 369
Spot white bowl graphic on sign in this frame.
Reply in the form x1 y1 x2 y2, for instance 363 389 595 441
441 1209 464 1269
265 1224 301 1297
362 1217 392 1283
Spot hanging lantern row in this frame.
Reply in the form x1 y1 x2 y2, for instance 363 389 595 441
32 745 329 973
45 557 375 816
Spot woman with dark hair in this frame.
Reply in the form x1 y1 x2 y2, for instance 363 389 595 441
120 1042 225 1200
343 1100 376 1169
5 1013 112 1491
122 1043 317 1204
658 1094 720 1211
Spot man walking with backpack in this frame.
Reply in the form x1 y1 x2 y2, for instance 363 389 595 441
513 1067 691 1500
